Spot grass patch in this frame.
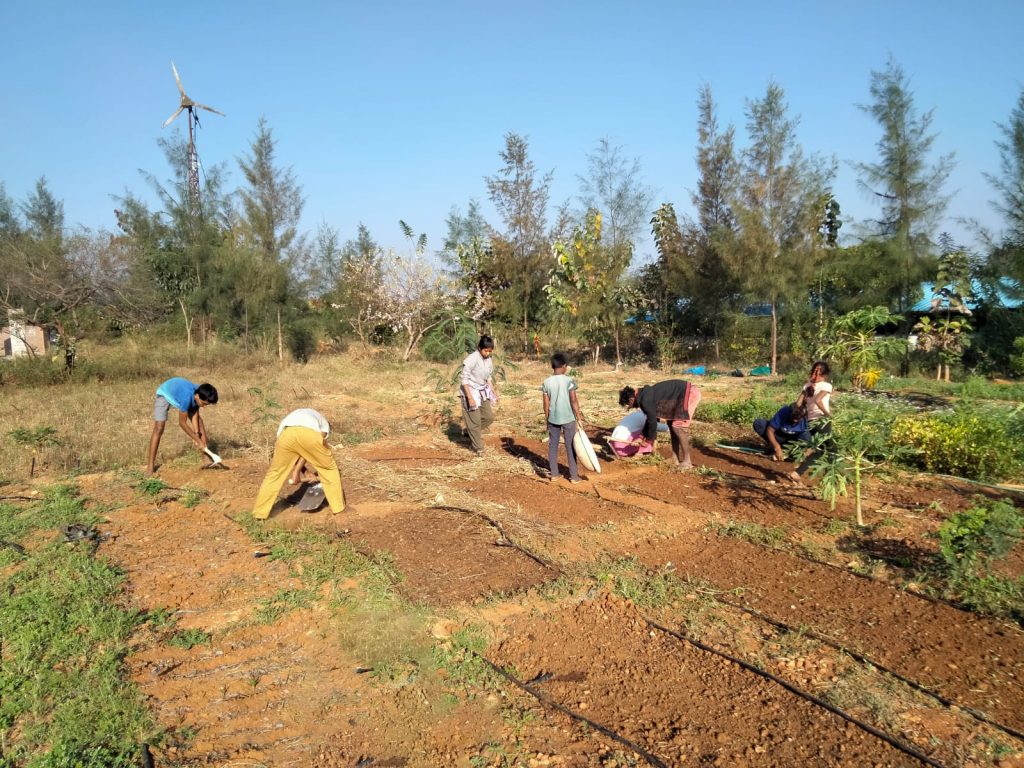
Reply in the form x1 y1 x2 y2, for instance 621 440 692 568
230 512 438 681
710 519 789 547
133 476 169 497
0 484 99 545
0 486 153 766
433 625 497 692
254 588 316 624
589 557 689 610
167 628 212 650
338 425 385 446
179 486 207 508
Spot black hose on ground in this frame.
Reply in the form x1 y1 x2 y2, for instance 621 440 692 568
643 617 947 768
474 652 669 768
712 594 1024 742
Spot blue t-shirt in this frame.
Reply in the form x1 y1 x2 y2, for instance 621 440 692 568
769 405 809 437
156 377 199 412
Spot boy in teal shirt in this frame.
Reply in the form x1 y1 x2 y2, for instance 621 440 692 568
541 353 584 482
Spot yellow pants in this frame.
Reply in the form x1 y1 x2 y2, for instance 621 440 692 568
252 426 346 519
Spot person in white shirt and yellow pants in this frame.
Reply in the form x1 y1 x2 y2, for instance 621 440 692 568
253 408 346 520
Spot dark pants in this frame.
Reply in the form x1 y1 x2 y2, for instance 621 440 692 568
548 421 579 480
753 419 810 453
461 399 494 453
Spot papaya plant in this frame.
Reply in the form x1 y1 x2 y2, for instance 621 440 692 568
817 306 906 390
806 400 914 526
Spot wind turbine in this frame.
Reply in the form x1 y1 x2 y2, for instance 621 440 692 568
163 61 224 212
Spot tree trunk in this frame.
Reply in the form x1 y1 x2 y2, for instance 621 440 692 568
770 301 778 375
614 326 622 368
277 309 284 363
179 298 193 351
523 305 529 355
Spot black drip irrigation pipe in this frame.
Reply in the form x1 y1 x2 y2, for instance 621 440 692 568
642 618 947 768
739 533 1010 620
431 505 560 572
714 442 1024 497
712 594 1024 743
473 652 669 768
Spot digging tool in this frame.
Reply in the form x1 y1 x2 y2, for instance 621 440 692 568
201 447 228 469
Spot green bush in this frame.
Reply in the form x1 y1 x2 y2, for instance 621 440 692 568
1010 337 1024 377
936 498 1024 619
420 312 478 363
890 407 1022 480
286 322 317 364
700 391 786 426
939 499 1021 569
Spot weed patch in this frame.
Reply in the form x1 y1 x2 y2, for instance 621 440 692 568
0 487 152 766
710 520 789 547
167 628 212 649
934 498 1024 620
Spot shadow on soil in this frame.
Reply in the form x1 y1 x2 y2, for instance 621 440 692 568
837 532 938 571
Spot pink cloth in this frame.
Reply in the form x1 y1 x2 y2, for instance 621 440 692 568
672 385 702 428
610 385 701 457
610 434 654 458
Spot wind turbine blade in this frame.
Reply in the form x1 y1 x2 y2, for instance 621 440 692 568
171 61 186 96
163 107 184 127
194 103 225 117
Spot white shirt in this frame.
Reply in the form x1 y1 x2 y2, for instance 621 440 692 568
277 408 330 437
610 411 668 441
805 381 832 421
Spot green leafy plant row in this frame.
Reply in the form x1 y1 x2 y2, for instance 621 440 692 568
890 407 1023 481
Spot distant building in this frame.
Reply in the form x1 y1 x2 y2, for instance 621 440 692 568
909 279 1023 314
1 310 51 359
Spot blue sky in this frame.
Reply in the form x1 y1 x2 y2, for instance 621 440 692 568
2 1 1022 263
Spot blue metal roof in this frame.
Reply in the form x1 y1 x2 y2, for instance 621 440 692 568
910 279 1023 312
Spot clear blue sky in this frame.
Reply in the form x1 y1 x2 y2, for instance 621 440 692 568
2 0 1022 262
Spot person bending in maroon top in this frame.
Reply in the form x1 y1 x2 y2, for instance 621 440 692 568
618 379 700 469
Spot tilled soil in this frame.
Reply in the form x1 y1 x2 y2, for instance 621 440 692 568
50 420 1024 767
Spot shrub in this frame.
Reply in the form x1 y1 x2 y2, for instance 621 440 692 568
286 322 317 364
936 498 1024 619
700 391 786 426
1010 337 1024 377
890 407 1022 480
938 499 1022 573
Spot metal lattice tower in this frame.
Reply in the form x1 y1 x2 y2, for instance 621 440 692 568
163 61 224 215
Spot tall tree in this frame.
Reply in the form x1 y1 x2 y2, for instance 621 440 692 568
985 87 1024 284
577 138 653 260
854 57 954 312
576 139 653 363
686 85 742 355
21 176 64 243
0 183 22 238
485 132 552 351
237 117 304 264
125 134 233 348
441 200 491 260
725 82 832 373
327 223 385 347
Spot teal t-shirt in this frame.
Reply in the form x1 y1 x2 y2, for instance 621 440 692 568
541 374 578 426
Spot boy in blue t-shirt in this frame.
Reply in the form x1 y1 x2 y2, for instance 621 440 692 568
147 377 219 474
541 353 585 482
752 402 810 462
